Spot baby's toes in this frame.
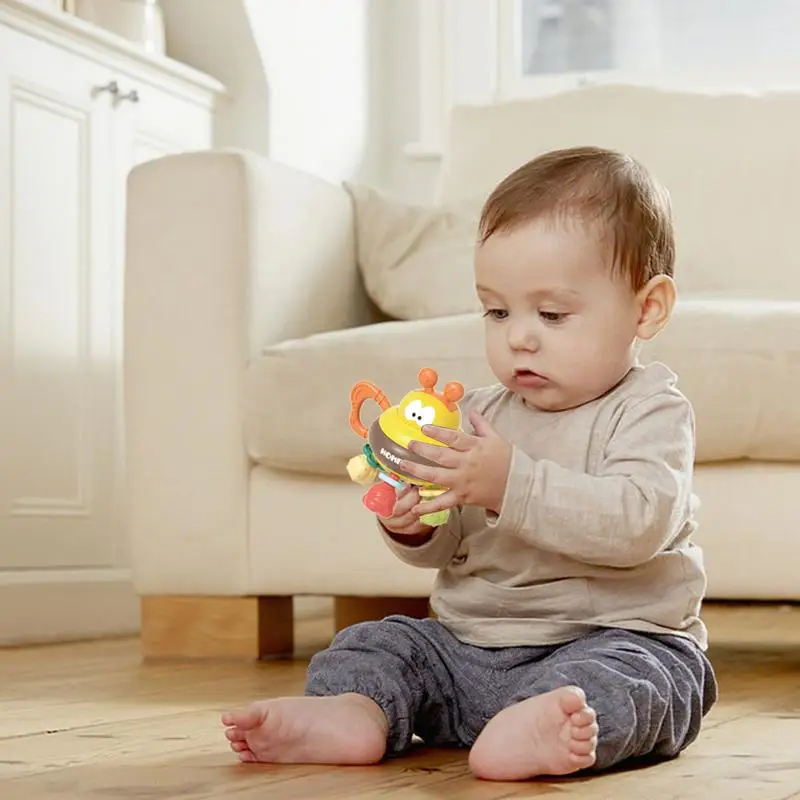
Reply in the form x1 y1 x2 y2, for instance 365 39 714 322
570 706 596 728
221 706 264 731
230 740 251 753
225 727 248 743
568 734 597 757
571 720 599 741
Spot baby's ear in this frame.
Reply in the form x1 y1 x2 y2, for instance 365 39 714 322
636 275 676 340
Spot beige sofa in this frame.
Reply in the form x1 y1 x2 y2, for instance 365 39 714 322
125 85 800 659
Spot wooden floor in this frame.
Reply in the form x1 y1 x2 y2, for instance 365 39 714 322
1 603 800 799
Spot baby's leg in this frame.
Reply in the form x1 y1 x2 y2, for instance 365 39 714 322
222 616 463 764
469 629 717 781
304 616 473 755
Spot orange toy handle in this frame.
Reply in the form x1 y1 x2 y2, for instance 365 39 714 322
349 381 391 438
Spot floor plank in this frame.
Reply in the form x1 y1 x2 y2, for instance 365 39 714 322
1 602 799 798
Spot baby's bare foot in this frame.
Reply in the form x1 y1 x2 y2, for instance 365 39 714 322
469 686 598 781
221 693 388 765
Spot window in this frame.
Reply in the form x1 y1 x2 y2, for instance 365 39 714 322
521 0 615 76
501 0 800 99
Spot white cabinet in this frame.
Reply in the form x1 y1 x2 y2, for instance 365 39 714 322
0 0 224 644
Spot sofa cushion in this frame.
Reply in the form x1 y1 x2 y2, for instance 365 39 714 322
244 314 495 476
641 298 800 463
244 299 800 476
436 85 800 299
344 182 481 320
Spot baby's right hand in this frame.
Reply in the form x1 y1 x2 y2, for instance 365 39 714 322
378 487 434 537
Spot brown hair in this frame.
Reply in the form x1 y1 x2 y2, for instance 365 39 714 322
478 146 674 290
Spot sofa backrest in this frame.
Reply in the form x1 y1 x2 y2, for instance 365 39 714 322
434 84 800 298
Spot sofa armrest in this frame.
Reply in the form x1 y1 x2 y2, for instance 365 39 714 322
124 150 373 595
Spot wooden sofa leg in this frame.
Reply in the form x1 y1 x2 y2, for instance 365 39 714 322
333 596 431 632
140 595 294 661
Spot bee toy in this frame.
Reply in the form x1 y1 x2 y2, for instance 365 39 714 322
346 368 464 527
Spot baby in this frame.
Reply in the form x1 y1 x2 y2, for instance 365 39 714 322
221 146 718 781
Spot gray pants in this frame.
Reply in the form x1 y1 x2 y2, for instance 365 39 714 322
305 615 717 771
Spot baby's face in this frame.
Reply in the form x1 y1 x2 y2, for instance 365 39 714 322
475 216 642 411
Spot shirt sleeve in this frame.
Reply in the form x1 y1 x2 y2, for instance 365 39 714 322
378 506 463 569
485 388 696 568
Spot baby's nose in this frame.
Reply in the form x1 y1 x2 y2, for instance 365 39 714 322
507 320 539 351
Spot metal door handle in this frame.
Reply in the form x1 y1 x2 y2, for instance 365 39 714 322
93 80 120 97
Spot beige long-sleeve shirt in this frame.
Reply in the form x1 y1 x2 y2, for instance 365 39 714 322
380 361 709 650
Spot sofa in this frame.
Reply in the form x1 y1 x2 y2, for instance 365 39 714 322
124 84 800 659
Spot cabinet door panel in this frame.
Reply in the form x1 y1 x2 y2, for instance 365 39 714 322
0 25 120 568
122 78 213 169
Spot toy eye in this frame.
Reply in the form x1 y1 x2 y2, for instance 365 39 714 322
419 407 436 426
404 399 423 422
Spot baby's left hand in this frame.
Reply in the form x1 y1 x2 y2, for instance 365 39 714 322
400 410 512 517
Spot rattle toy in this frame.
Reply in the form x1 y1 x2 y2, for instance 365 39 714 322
347 368 464 527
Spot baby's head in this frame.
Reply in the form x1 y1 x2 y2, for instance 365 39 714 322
475 145 676 411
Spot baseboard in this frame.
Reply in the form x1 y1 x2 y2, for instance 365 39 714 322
0 576 334 647
0 568 140 646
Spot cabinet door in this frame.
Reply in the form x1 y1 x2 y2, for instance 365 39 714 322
110 79 214 355
0 24 122 569
118 77 214 170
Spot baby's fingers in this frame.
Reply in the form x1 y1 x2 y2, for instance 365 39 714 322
378 488 422 532
392 486 421 516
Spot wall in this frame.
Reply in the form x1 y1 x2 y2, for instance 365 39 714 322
162 0 388 188
244 0 382 186
160 0 270 157
379 0 441 203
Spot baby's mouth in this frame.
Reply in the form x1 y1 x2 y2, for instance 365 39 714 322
513 368 549 386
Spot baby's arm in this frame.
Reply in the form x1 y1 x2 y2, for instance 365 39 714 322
377 489 463 568
487 388 695 568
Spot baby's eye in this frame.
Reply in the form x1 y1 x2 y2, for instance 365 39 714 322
482 309 508 320
539 310 567 323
